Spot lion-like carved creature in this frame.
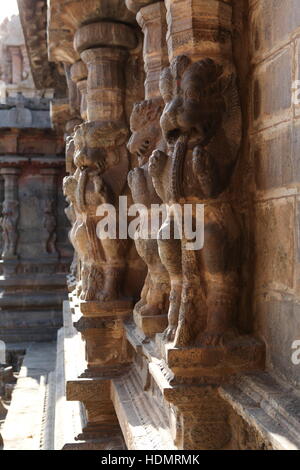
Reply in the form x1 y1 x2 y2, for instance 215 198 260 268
127 98 170 322
149 56 242 347
68 120 131 301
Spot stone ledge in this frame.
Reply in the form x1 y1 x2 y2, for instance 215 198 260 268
111 367 176 450
219 372 300 450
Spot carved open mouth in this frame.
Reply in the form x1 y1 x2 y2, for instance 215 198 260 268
166 129 181 145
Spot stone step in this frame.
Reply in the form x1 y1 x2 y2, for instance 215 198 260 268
220 372 300 450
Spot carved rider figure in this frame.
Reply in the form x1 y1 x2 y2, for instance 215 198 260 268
149 56 242 347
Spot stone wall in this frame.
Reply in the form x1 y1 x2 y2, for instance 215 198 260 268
249 0 300 389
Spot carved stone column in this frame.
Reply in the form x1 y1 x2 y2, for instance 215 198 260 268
55 2 145 448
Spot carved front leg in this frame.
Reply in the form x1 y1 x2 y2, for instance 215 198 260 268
158 216 182 342
198 205 241 346
99 237 128 301
135 237 169 317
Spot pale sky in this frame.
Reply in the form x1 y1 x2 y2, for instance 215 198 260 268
0 0 19 22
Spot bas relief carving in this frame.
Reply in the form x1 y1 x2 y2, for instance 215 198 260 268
148 56 242 347
127 99 170 320
43 199 57 255
1 200 19 259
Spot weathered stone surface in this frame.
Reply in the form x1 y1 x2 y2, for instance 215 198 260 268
254 198 294 292
252 47 292 128
254 299 300 388
17 0 66 92
253 124 293 191
250 0 300 60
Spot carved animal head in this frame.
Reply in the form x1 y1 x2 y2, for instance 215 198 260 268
127 98 164 166
159 56 233 147
73 121 128 173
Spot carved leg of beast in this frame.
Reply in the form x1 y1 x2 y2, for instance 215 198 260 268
135 237 169 317
198 205 241 346
134 272 151 314
158 216 182 342
98 238 129 301
174 244 207 347
80 263 103 301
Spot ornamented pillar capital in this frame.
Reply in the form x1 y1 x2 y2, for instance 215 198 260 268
80 48 129 123
126 0 158 14
164 0 233 63
137 1 169 99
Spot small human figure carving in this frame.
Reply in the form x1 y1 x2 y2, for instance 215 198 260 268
43 199 57 254
1 200 19 258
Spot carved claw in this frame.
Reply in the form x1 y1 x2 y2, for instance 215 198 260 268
163 325 177 343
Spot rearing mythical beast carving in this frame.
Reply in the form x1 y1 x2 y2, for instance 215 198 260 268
65 120 131 302
149 56 242 347
127 98 170 322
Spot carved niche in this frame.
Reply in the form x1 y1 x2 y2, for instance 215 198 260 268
127 98 170 326
149 56 242 347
